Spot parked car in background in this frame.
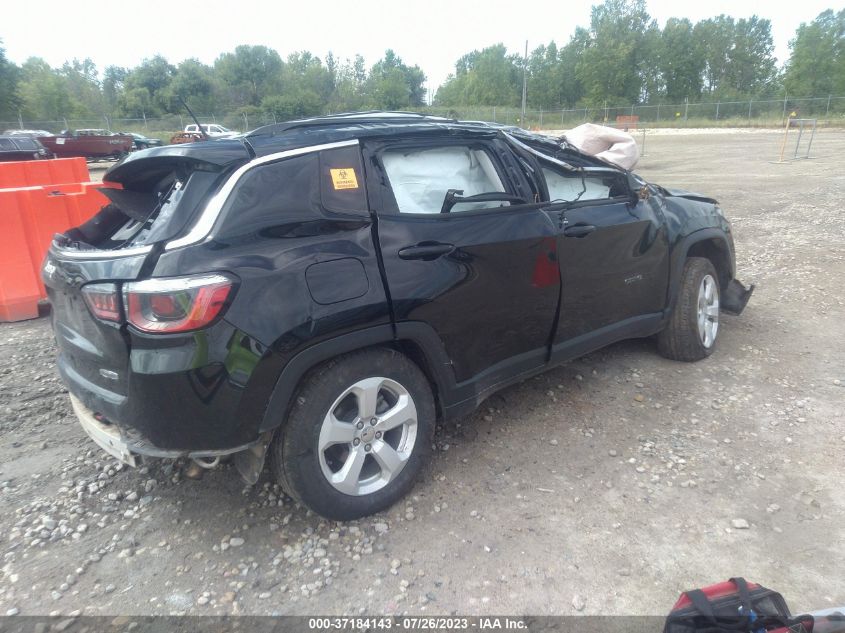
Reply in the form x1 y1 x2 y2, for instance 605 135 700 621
169 131 205 145
2 129 52 138
121 132 164 151
0 135 52 161
43 112 753 521
39 130 133 160
184 123 239 138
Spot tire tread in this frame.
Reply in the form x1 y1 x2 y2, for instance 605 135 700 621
657 257 718 362
269 348 434 520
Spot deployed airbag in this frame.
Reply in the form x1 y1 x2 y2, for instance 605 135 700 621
382 146 505 214
564 123 639 170
543 169 610 202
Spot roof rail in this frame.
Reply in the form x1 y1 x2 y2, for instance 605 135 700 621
246 110 458 138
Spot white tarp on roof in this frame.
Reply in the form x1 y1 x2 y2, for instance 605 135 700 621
563 123 639 170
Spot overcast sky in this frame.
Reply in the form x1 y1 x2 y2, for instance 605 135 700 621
1 0 835 97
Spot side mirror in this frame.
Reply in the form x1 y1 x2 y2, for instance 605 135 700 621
627 173 649 203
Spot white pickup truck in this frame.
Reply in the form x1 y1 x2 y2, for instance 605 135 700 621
184 123 239 138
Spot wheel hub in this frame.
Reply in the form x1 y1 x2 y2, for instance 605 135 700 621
697 273 720 348
317 377 418 496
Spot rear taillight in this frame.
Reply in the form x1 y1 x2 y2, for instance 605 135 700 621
81 283 121 322
123 274 234 333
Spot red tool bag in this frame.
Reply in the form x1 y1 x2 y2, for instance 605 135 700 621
664 577 814 633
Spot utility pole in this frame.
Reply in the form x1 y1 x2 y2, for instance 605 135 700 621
521 40 528 128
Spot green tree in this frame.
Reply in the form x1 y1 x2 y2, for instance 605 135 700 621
576 0 656 105
366 50 426 109
784 9 845 97
725 16 776 95
559 29 589 106
694 15 776 99
215 45 282 107
102 66 127 115
660 18 704 102
527 42 563 110
436 44 520 106
121 55 175 116
328 55 368 112
695 16 736 96
0 41 20 121
168 58 218 113
637 21 663 102
60 58 103 118
17 58 78 121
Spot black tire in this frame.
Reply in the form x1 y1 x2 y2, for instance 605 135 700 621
657 257 720 362
269 348 435 521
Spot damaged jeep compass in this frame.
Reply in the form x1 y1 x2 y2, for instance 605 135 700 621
43 112 753 520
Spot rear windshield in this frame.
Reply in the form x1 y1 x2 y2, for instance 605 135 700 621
58 166 223 251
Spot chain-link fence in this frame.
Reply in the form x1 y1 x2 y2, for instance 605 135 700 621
3 96 845 137
423 95 845 129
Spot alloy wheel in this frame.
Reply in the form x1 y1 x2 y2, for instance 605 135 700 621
697 274 720 348
317 377 418 496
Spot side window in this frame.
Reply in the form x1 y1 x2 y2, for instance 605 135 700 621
15 139 37 150
381 145 506 214
320 145 368 214
216 154 320 238
0 138 16 150
542 167 613 203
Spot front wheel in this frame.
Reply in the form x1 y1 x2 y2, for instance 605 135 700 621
657 257 721 362
270 349 435 520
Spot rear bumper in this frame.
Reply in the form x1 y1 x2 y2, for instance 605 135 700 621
54 317 271 452
69 394 258 465
721 279 755 315
71 394 138 466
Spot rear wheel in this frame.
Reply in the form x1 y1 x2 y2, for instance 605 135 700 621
657 257 720 361
270 349 434 520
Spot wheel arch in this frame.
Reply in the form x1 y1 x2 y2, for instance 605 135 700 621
667 229 735 315
258 323 456 434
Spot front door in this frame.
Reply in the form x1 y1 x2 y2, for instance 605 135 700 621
537 164 669 361
366 137 560 393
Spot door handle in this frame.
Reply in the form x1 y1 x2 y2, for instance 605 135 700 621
398 242 456 261
563 224 596 238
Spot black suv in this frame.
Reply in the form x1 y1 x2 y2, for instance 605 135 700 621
0 135 51 161
43 112 753 520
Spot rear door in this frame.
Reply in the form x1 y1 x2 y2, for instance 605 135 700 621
366 137 560 392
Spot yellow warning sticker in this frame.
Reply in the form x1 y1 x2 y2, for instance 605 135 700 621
329 168 359 190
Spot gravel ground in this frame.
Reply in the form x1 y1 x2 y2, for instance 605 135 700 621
1 131 843 617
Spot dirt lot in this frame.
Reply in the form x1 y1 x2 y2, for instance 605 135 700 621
1 131 843 617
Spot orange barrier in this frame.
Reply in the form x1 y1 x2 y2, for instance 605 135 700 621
0 157 90 189
0 181 120 321
616 115 640 131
